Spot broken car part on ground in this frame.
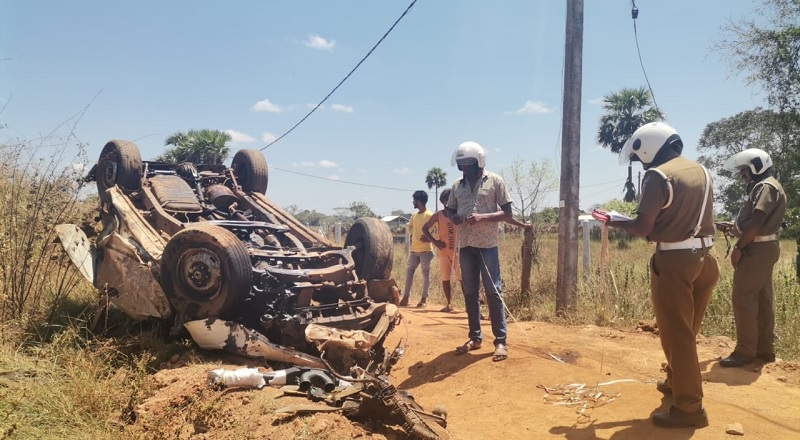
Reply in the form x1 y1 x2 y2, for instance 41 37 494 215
56 139 447 439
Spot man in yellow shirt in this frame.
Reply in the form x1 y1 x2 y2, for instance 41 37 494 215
399 190 434 308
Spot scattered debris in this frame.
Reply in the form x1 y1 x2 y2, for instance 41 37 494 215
538 380 637 424
636 320 659 335
206 343 449 439
726 422 745 435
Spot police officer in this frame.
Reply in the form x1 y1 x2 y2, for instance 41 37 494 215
718 148 786 367
600 122 719 428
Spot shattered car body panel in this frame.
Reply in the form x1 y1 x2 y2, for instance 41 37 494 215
57 139 400 373
185 319 326 369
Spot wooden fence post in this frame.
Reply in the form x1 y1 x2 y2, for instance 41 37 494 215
599 224 609 302
582 221 591 282
521 227 534 294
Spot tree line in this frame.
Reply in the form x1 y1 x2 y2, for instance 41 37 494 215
596 0 800 239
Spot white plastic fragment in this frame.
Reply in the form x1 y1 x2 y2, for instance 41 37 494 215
208 367 267 389
726 423 745 436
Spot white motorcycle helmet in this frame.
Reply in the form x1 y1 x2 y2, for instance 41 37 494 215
451 141 486 168
722 148 773 176
618 122 683 165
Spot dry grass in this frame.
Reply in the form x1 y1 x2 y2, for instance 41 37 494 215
393 231 800 360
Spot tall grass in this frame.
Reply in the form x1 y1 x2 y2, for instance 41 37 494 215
0 137 94 334
393 231 800 360
0 136 160 440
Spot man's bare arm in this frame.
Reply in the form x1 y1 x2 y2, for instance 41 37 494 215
422 212 445 249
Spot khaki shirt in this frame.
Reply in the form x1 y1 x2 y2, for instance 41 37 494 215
637 156 715 243
735 176 786 236
447 170 513 249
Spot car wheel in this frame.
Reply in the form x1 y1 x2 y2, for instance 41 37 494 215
231 149 268 194
344 217 393 280
96 139 142 202
160 224 252 320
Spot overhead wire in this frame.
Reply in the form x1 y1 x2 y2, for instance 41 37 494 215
268 165 415 192
630 0 661 114
259 0 418 151
270 163 624 196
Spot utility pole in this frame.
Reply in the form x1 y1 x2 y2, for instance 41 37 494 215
556 0 583 316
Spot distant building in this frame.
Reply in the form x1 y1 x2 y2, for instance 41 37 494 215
381 215 409 243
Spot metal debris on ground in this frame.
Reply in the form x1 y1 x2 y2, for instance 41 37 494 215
538 380 633 424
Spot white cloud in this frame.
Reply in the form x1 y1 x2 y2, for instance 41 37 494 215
330 104 354 113
318 159 338 168
261 132 277 143
393 167 411 175
303 34 336 51
252 99 283 113
510 100 553 114
224 129 256 144
328 175 340 180
587 97 604 105
292 161 317 167
307 103 323 109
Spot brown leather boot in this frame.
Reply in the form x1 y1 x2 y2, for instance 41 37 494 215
719 351 754 368
652 406 708 428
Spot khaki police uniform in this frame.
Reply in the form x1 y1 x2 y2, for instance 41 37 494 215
732 176 786 358
638 156 720 414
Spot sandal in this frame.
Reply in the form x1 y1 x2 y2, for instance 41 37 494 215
493 343 508 362
455 339 482 354
439 305 453 313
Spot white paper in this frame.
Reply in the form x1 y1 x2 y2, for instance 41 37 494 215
606 210 632 222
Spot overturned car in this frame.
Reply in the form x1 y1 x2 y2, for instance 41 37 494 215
57 139 402 372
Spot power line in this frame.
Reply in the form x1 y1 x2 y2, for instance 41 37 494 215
268 165 414 192
260 0 418 151
270 163 625 196
630 0 661 114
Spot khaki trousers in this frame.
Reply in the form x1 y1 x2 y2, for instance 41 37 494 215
650 246 719 413
732 241 780 357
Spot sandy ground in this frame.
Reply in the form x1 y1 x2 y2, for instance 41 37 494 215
129 306 800 439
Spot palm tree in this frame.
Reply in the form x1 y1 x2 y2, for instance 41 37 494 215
425 167 447 210
597 86 664 201
159 129 232 164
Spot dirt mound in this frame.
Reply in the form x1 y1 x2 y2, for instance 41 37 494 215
128 307 800 439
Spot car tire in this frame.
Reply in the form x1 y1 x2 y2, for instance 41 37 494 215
160 224 252 320
96 139 142 202
344 217 393 280
231 149 268 194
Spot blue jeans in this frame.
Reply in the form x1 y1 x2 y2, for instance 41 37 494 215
459 246 507 346
402 251 433 300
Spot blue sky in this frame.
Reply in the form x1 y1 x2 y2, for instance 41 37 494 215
1 0 766 216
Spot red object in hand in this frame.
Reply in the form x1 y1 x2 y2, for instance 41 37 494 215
592 209 609 223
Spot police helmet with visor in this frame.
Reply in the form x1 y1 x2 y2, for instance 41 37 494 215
451 141 486 168
723 148 773 176
618 122 683 165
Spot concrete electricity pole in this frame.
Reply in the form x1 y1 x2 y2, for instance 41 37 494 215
556 0 583 316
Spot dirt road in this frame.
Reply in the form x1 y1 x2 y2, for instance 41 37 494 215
132 307 800 439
